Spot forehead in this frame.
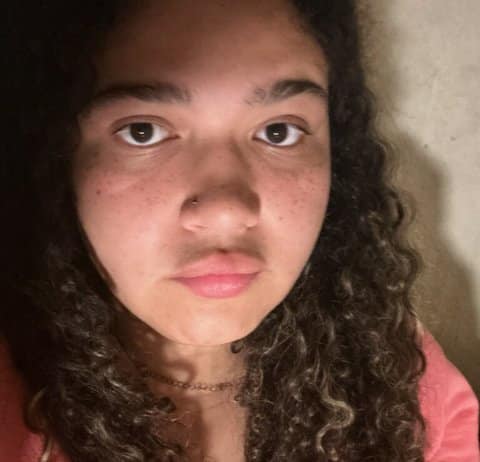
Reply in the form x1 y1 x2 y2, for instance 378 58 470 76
95 0 328 95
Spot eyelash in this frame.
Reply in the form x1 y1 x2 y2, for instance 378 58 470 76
114 120 310 148
115 122 171 147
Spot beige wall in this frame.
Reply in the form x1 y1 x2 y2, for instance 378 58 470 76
361 1 480 395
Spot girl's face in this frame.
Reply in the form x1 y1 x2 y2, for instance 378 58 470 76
73 0 331 345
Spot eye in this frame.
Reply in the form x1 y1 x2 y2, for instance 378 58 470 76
255 122 306 147
115 122 170 147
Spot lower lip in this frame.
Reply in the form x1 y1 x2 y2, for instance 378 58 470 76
172 273 258 298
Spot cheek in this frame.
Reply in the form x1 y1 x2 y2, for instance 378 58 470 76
73 163 173 277
74 146 176 226
265 163 331 283
273 165 331 234
75 169 134 236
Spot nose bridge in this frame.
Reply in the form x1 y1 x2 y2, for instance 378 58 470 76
190 136 255 194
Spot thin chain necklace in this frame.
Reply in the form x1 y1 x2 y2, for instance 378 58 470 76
144 371 245 392
130 350 245 392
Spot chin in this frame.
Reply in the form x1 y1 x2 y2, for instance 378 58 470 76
155 312 264 346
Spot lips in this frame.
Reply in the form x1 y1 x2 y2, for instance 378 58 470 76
173 273 259 298
171 251 263 298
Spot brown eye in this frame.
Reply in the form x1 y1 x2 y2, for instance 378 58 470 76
255 122 305 147
116 122 169 146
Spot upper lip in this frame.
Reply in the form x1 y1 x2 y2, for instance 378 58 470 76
172 251 264 278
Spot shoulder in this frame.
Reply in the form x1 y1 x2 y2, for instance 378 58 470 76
418 327 480 461
0 338 51 462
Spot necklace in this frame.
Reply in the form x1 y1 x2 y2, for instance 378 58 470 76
146 372 245 392
130 353 245 392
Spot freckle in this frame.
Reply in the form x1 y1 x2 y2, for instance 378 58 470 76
96 189 102 196
145 332 157 343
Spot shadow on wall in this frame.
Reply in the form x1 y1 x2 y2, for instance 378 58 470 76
359 0 480 396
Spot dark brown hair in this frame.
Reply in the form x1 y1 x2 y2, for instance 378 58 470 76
2 1 426 460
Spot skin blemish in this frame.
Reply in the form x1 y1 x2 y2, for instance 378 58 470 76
146 332 158 343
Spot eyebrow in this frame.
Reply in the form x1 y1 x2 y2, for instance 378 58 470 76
82 78 328 115
246 79 328 105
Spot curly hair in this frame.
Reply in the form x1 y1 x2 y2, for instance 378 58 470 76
2 1 426 461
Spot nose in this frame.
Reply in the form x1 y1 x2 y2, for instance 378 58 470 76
180 142 260 236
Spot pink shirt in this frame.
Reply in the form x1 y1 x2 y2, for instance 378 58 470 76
1 331 478 461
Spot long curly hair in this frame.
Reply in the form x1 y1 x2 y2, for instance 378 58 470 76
2 1 426 461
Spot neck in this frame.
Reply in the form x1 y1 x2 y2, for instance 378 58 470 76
115 311 246 397
115 310 249 460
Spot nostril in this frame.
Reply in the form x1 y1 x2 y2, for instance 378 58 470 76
180 189 259 234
